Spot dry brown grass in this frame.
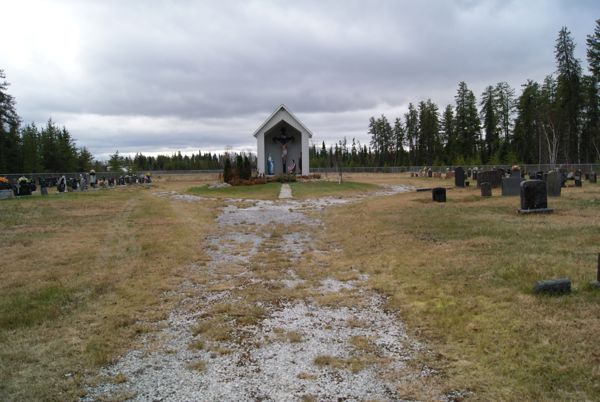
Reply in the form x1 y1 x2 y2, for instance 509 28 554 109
319 176 600 400
0 186 216 401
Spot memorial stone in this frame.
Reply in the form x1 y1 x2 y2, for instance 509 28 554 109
481 182 492 197
502 170 524 196
432 187 446 202
455 167 465 188
477 170 502 188
546 170 562 197
519 180 553 213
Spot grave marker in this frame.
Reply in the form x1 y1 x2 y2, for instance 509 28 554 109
432 187 446 202
518 180 553 214
455 167 465 188
480 182 492 197
546 170 562 197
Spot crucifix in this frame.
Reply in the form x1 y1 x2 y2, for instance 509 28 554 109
272 127 295 173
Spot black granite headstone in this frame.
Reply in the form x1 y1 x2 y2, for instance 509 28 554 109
519 180 553 213
589 172 597 183
455 167 465 188
480 182 492 197
477 170 502 188
432 187 446 202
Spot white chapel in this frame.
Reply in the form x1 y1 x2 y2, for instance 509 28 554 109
253 105 311 176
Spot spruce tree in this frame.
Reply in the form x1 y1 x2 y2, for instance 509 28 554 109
480 86 499 162
555 27 582 162
454 81 480 162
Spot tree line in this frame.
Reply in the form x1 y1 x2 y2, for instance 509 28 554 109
311 22 600 168
107 150 223 172
0 70 95 173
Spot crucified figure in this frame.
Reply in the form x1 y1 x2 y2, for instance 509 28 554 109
273 127 294 173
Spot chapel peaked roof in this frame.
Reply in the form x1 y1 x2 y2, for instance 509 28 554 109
252 104 313 138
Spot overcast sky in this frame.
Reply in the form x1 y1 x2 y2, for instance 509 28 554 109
1 0 598 160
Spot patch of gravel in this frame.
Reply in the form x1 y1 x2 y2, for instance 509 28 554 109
84 184 445 401
216 200 314 226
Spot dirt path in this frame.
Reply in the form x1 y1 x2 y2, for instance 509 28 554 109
83 187 448 401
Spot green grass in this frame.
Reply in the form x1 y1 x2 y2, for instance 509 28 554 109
188 182 282 199
289 180 379 198
0 285 76 330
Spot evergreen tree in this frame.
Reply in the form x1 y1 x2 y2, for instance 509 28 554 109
405 103 419 165
454 81 480 162
393 117 405 165
586 19 600 81
78 147 94 172
480 86 499 162
441 105 456 164
555 27 582 162
417 100 440 165
21 123 42 173
108 151 125 172
0 70 21 173
513 80 541 164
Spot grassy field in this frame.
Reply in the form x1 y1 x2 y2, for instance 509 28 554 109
2 173 599 400
319 177 600 400
289 180 379 198
188 179 379 200
0 184 217 401
188 182 282 199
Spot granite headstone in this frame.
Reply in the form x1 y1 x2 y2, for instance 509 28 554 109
432 187 446 202
455 167 465 188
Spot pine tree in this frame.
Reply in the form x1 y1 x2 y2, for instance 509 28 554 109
454 81 480 162
405 103 419 166
555 27 582 162
393 117 405 165
78 147 94 172
21 123 42 173
586 19 600 81
513 80 541 164
441 105 456 164
480 86 499 162
0 70 21 173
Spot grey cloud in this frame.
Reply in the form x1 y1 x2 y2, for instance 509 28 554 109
1 0 597 159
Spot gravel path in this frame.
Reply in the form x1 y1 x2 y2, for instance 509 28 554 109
83 184 453 401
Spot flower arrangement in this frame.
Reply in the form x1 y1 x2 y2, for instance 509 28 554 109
0 176 11 190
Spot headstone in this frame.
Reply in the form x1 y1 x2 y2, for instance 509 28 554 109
535 171 544 180
455 167 465 188
40 177 48 196
465 180 469 187
0 189 15 200
533 278 571 294
546 170 561 197
428 169 433 178
519 180 553 214
501 176 524 196
480 182 492 197
472 170 478 180
592 253 600 289
477 170 502 188
467 169 472 178
432 187 446 202
589 172 597 183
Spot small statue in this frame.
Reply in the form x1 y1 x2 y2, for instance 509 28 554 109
267 154 274 175
288 159 296 174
